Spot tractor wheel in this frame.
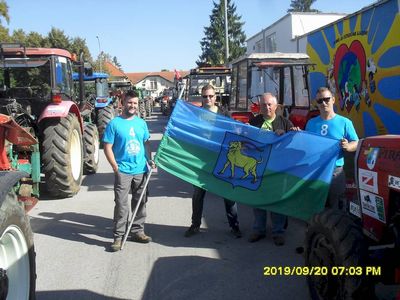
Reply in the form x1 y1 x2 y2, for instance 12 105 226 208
305 209 371 300
0 190 36 300
83 123 99 174
42 113 83 198
97 105 115 141
145 99 152 116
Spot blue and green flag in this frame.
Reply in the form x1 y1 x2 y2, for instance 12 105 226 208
155 100 340 220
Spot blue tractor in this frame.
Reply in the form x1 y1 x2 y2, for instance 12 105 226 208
73 72 116 140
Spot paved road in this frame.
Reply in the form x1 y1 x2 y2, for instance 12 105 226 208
30 108 309 300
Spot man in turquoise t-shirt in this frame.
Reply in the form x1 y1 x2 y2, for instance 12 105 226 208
103 90 155 252
306 87 358 210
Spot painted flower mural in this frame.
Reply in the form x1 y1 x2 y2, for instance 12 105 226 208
307 0 400 137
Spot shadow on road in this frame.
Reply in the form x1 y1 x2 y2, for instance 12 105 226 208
81 172 115 192
36 289 129 300
31 212 113 248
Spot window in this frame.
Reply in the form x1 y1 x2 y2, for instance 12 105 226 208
55 56 73 98
150 80 157 90
266 33 277 52
255 39 263 52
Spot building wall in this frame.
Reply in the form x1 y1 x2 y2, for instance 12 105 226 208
247 13 346 54
135 76 174 97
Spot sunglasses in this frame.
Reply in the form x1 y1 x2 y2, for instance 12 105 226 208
202 95 215 99
316 97 331 104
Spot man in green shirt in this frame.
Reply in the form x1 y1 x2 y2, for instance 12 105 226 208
248 93 295 246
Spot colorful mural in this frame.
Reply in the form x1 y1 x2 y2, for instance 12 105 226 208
307 0 400 137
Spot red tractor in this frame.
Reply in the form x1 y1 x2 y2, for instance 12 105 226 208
230 52 400 298
305 136 400 299
229 52 317 126
0 43 99 198
0 114 38 299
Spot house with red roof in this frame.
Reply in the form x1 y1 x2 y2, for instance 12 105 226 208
126 70 189 97
104 61 132 88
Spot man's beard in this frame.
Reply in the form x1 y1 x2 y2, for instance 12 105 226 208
124 108 136 117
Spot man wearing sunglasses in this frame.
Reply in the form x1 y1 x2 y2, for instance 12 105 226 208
305 87 358 211
185 84 241 238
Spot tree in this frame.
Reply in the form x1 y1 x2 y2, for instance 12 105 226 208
0 0 9 25
71 37 93 62
197 0 246 66
112 56 123 71
287 0 319 12
0 0 10 42
93 51 113 73
10 28 26 44
45 27 71 50
25 31 46 47
0 25 9 42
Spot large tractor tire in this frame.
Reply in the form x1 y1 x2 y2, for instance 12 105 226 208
305 209 371 300
83 123 99 174
97 105 115 141
0 190 36 300
42 113 83 198
145 99 152 117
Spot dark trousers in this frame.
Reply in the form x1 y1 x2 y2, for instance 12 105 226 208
191 186 239 229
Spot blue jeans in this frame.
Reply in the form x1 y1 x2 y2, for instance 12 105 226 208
252 208 287 236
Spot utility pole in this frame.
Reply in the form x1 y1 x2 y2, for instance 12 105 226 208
96 35 102 73
224 0 229 65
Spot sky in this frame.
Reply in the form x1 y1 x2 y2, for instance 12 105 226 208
7 0 375 72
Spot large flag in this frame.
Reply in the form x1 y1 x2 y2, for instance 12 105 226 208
155 100 340 220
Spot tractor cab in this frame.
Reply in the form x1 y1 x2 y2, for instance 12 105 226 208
73 72 112 108
229 52 317 126
183 66 231 107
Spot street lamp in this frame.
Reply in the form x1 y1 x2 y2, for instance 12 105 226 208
96 35 102 73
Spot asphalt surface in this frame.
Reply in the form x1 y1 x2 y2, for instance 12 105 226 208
30 107 311 300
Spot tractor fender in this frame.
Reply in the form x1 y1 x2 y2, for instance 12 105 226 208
38 101 83 132
0 171 29 205
95 97 113 109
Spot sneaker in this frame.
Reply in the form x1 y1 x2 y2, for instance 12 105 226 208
248 233 266 243
272 235 285 246
231 227 242 238
110 238 122 252
131 232 152 243
184 225 200 237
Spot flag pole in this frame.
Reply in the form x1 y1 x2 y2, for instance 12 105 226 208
224 0 229 65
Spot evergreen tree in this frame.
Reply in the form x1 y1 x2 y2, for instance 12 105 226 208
287 0 319 12
197 0 246 66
